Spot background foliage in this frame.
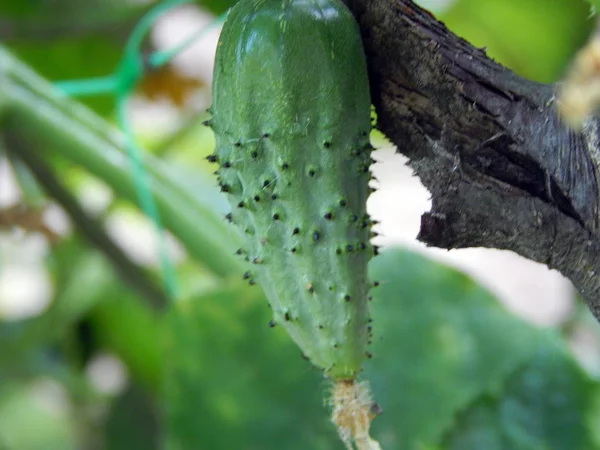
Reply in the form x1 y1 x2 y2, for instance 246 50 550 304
1 0 600 449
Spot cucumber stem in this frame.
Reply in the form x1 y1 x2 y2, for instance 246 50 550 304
330 379 382 450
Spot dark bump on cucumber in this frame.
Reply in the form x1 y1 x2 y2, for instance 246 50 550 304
271 193 278 200
344 295 351 302
308 168 316 177
220 184 231 192
373 246 380 255
237 201 245 208
307 283 314 293
263 179 271 188
318 324 324 329
253 195 261 202
292 227 300 235
273 213 280 220
328 285 334 291
290 247 297 254
235 248 244 255
262 133 270 138
202 119 212 127
206 154 217 163
243 271 251 279
366 352 373 359
373 281 380 287
339 199 347 207
251 150 258 158
361 130 369 137
324 212 333 220
335 248 342 255
368 295 373 301
222 161 232 168
252 257 262 264
350 214 358 222
284 312 291 321
249 279 256 285
359 242 367 250
281 163 289 170
323 141 332 149
313 231 320 242
234 140 242 147
346 244 354 252
225 213 233 222
268 320 276 328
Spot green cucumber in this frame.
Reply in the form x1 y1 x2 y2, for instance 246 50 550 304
210 0 373 380
209 1 379 446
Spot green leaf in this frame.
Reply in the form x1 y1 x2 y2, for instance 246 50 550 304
364 249 541 448
442 334 600 449
364 248 600 449
164 282 340 450
439 0 594 82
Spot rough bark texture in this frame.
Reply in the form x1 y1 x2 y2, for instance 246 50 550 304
346 0 600 320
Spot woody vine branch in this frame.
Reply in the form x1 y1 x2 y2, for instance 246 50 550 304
348 0 600 320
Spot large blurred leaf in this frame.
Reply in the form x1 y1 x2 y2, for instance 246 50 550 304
365 249 540 448
442 335 600 449
164 247 600 449
439 0 594 82
165 282 339 450
366 249 600 449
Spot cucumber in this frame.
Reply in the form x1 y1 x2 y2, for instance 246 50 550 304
209 0 379 446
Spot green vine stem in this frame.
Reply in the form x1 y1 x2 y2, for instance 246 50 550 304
0 46 243 281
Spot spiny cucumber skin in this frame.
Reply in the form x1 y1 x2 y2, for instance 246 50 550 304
210 0 373 380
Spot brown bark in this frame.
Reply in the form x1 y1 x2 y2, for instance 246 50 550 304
347 0 600 319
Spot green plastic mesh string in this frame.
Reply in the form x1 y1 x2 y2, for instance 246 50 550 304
54 0 228 301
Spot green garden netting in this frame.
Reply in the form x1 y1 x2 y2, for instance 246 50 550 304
54 0 227 301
